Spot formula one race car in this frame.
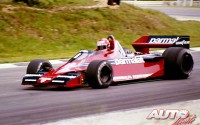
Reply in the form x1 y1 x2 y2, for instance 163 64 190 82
22 35 194 89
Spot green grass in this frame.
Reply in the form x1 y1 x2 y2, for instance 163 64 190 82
0 2 200 63
41 0 96 6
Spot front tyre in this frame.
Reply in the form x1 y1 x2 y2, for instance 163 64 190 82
86 60 113 89
26 59 53 74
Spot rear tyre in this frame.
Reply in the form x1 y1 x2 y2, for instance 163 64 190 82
26 59 53 74
86 60 113 89
162 47 194 79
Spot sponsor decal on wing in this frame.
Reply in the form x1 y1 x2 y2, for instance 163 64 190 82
149 37 179 44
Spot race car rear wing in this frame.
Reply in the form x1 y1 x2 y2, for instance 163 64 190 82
132 36 190 53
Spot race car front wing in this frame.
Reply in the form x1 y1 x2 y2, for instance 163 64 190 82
22 72 83 87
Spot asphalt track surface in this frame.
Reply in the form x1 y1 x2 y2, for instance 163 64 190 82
0 52 200 125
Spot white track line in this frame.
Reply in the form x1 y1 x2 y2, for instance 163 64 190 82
0 64 18 69
170 15 200 21
43 99 200 125
190 47 200 51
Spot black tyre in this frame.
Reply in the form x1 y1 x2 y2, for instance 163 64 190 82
162 47 194 79
26 59 53 74
86 60 113 89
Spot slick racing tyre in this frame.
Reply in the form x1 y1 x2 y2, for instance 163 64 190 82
26 59 53 74
86 60 113 89
162 47 194 79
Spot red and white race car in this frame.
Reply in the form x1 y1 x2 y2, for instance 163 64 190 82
22 35 194 89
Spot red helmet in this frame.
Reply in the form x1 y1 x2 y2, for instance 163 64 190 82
97 38 110 50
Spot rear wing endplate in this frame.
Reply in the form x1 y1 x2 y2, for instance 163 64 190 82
132 36 190 53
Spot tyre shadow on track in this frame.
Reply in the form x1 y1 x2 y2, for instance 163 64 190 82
21 78 166 91
22 86 88 91
21 77 188 91
114 75 192 86
114 78 163 86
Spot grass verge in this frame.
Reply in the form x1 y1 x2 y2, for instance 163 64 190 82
0 2 200 63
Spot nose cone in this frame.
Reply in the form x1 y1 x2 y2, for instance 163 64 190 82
38 77 52 84
37 70 57 84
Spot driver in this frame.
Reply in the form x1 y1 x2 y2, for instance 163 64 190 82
97 38 110 51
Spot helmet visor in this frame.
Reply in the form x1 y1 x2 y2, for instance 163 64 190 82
98 45 106 50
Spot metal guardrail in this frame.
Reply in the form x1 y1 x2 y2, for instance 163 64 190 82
123 1 164 6
191 1 200 6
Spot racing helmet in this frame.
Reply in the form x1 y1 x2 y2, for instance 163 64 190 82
97 38 110 50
